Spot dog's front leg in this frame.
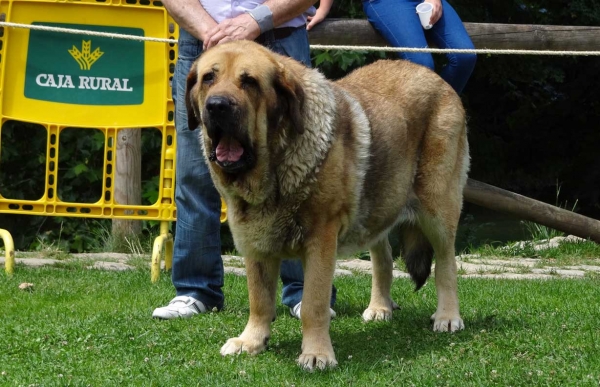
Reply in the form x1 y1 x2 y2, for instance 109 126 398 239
221 256 280 356
297 223 338 371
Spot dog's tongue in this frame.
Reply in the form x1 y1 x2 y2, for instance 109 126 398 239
215 137 244 163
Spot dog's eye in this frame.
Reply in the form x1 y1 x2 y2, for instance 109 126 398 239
241 75 259 90
202 72 214 84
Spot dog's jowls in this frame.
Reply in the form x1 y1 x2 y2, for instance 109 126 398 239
185 40 470 371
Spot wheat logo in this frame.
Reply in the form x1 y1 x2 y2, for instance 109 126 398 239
68 40 104 70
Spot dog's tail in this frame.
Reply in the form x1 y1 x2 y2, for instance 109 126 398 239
399 225 433 291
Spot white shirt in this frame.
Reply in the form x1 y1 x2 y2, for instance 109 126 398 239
199 0 315 29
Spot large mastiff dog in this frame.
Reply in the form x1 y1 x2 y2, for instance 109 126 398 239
185 40 469 370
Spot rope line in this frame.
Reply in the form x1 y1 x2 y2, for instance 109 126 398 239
2 21 600 56
0 21 178 44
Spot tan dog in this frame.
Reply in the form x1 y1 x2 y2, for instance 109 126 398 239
185 40 469 370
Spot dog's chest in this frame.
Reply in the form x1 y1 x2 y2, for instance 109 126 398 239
229 205 304 258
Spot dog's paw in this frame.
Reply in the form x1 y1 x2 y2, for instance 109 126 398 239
362 300 399 322
297 351 338 371
362 307 393 321
220 337 266 356
431 313 464 332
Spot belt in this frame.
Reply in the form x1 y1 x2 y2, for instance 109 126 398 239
255 26 302 44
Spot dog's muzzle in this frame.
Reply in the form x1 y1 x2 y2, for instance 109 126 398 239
204 95 254 174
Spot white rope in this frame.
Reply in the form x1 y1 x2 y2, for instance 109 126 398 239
2 21 600 56
0 21 178 44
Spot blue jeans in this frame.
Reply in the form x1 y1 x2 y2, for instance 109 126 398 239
363 0 476 94
171 27 336 310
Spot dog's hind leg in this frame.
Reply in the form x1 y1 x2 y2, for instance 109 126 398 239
362 237 399 321
220 257 280 356
418 211 464 333
414 114 468 333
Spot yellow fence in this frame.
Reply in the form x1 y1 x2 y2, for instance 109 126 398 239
0 0 184 281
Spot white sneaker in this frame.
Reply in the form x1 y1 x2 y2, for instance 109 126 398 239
289 301 336 319
152 296 207 319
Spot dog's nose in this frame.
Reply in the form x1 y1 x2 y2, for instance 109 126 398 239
206 96 232 116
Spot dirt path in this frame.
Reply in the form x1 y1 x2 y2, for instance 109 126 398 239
3 248 599 280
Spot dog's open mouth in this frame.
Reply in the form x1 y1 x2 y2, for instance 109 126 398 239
215 135 245 170
217 135 244 162
209 132 253 174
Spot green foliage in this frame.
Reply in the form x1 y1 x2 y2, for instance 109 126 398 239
57 128 104 204
141 176 160 206
313 49 386 79
326 0 365 19
0 123 164 252
521 220 564 242
0 121 47 200
521 183 577 242
140 128 163 206
311 0 388 78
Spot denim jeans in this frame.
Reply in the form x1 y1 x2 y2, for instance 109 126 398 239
363 0 476 94
171 27 336 310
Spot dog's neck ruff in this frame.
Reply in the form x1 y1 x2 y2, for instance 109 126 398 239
277 70 337 198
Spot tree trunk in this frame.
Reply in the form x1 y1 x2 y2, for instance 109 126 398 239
112 129 142 246
463 179 600 243
309 19 600 51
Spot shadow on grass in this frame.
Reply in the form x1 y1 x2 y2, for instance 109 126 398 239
267 303 510 366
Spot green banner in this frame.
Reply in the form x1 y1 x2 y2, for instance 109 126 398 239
24 23 144 105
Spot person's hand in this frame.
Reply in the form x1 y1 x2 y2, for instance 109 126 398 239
425 0 443 26
203 13 261 49
306 10 327 30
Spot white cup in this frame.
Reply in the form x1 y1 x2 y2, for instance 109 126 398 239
416 2 433 30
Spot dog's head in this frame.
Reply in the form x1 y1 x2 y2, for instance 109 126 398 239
185 41 306 178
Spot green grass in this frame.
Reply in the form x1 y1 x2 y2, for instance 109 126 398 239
468 238 600 265
2 267 600 386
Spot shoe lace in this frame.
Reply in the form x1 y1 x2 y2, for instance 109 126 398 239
169 296 193 306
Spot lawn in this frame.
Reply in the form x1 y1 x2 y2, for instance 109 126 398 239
2 265 600 386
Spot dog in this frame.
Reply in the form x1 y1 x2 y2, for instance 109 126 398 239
185 40 469 370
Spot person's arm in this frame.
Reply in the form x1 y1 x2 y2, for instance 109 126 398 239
306 0 334 31
264 0 318 27
203 0 318 49
161 0 218 42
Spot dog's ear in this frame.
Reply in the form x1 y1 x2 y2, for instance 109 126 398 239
274 63 305 135
185 64 201 131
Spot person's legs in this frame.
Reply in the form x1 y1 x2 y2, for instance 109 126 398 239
169 28 224 310
269 27 312 66
266 27 337 309
428 0 476 93
279 256 338 309
363 0 435 70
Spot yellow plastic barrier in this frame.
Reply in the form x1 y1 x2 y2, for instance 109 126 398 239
0 0 183 279
221 198 227 223
0 228 15 274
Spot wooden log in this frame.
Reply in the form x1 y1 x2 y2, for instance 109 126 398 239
309 19 600 51
463 179 600 243
112 129 142 241
465 23 600 51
